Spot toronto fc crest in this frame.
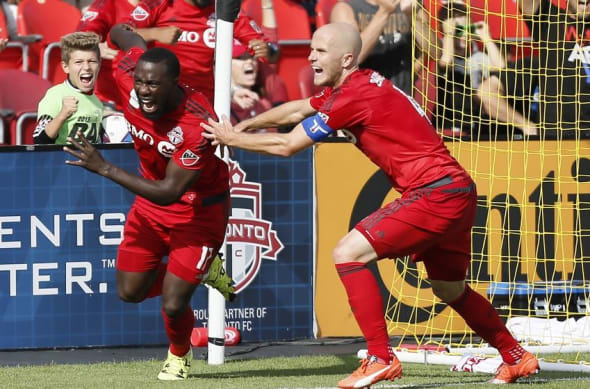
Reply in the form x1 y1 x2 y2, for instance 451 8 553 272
226 159 284 293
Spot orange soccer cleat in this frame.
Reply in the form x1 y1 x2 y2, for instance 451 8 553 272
489 351 540 384
338 355 403 389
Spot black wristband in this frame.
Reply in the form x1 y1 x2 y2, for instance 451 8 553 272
33 130 56 145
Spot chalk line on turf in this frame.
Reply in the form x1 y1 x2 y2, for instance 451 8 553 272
290 375 590 389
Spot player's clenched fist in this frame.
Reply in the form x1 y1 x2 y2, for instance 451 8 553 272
60 96 78 119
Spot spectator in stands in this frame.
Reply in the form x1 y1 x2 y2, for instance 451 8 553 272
33 32 104 144
230 0 288 132
125 0 279 104
330 0 413 94
479 0 590 139
478 56 540 137
412 0 508 138
0 38 7 52
77 0 142 112
230 40 288 131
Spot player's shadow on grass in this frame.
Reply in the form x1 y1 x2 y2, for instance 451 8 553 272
189 354 570 386
189 354 360 379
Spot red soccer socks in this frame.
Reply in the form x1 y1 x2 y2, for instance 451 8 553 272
162 306 194 357
336 262 392 364
448 285 522 364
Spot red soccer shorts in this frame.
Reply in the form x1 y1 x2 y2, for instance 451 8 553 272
355 177 477 281
116 199 229 284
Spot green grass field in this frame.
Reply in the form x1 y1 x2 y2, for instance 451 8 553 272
2 353 590 389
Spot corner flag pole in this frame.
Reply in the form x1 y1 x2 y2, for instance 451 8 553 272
209 0 241 366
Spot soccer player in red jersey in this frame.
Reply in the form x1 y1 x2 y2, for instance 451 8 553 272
63 24 232 381
125 0 277 104
202 23 540 387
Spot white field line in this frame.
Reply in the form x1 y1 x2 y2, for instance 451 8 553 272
281 375 590 389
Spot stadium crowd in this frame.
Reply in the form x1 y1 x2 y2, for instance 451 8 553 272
0 0 587 144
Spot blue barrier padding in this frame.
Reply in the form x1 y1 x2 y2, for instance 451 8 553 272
0 145 314 349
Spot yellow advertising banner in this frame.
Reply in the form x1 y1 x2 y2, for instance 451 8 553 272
315 140 590 337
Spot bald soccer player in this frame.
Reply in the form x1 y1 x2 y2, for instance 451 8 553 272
202 23 540 388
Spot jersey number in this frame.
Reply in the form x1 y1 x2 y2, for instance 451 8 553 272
196 246 214 270
69 122 98 141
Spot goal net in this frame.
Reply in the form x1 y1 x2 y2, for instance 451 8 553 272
379 0 590 372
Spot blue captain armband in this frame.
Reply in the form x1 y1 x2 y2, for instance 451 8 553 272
302 114 333 142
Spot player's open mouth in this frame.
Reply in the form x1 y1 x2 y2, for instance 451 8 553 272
80 74 94 87
140 99 157 113
312 66 323 75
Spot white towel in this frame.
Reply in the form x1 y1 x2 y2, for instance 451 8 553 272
506 316 590 344
450 354 503 374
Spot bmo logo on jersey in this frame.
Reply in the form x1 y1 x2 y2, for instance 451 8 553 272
128 123 175 157
225 159 284 294
177 28 216 48
178 31 200 43
128 123 154 145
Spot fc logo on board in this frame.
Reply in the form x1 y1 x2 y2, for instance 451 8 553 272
226 159 284 293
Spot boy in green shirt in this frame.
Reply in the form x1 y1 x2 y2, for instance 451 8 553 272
34 32 104 144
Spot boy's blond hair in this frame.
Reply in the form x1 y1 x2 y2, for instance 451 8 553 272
60 32 101 63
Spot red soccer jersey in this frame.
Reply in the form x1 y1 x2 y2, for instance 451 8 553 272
116 47 229 218
309 69 470 194
77 0 137 108
126 0 265 102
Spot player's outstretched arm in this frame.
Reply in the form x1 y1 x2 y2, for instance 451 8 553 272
109 24 148 52
202 116 314 157
235 98 317 132
64 132 200 206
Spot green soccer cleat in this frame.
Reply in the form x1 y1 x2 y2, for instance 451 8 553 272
157 348 192 381
203 254 236 301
